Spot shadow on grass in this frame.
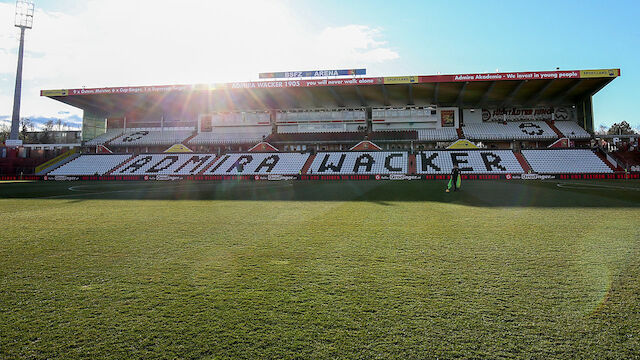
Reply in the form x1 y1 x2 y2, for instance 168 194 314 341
0 180 639 208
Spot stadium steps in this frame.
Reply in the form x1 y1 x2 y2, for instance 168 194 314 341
545 120 565 138
514 152 532 173
300 154 316 174
456 128 464 139
104 155 136 175
36 149 79 175
182 132 198 145
197 155 221 175
408 154 417 174
594 149 620 172
102 133 125 147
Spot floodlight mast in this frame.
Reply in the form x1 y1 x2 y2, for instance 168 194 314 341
9 0 34 142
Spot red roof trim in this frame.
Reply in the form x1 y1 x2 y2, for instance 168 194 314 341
40 69 620 97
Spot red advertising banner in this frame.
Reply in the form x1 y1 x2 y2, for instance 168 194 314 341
41 69 620 97
26 172 640 182
419 70 581 83
225 77 383 89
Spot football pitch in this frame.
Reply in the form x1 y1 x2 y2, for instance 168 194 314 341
1 180 639 359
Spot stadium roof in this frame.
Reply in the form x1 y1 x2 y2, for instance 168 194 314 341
41 68 620 114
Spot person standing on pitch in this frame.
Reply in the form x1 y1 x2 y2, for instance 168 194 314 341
446 165 461 192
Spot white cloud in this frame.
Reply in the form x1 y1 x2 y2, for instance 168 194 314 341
0 0 399 126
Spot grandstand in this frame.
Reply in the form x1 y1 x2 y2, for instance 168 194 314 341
30 68 636 180
109 128 194 147
522 149 613 174
461 121 557 141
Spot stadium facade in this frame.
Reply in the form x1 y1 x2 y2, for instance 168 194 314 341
8 67 636 181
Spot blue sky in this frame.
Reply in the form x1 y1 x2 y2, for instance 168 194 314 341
1 0 638 131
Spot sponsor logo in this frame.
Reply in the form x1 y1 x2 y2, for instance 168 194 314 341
267 174 296 181
386 174 421 180
482 109 491 121
154 175 183 181
53 175 79 181
505 174 512 180
555 107 569 120
512 174 556 180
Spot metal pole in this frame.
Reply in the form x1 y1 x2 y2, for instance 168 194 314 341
9 27 26 140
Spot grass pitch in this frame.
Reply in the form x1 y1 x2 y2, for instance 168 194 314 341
1 180 639 359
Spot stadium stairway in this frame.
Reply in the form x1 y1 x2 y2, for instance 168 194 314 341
594 149 620 172
182 132 198 145
104 155 136 175
197 155 221 175
456 127 464 139
35 149 79 175
408 154 417 174
545 120 565 138
300 154 316 174
102 133 124 147
514 152 533 173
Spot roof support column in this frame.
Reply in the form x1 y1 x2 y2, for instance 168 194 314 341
408 84 414 105
327 87 345 107
433 83 439 104
354 86 367 107
455 82 468 105
381 84 390 106
501 80 526 106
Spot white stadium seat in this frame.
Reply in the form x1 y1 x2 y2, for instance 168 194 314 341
416 150 523 174
522 149 612 173
109 128 194 146
417 128 458 141
113 154 219 175
309 152 407 175
84 129 124 145
553 122 591 139
189 129 271 145
462 121 557 140
204 153 310 175
48 155 133 175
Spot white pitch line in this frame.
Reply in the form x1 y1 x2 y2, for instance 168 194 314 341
556 182 640 191
42 181 294 199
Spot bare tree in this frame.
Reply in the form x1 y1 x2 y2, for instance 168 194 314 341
19 118 33 142
607 121 635 135
0 123 10 143
594 124 609 135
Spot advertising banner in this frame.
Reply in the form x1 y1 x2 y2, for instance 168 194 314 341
384 76 419 84
579 69 620 78
441 110 455 127
259 69 366 79
40 89 68 96
481 107 575 122
40 69 619 97
227 77 382 89
419 70 583 83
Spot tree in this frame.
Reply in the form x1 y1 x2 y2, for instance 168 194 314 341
40 120 55 144
595 124 609 135
0 123 9 143
607 121 636 135
19 118 33 142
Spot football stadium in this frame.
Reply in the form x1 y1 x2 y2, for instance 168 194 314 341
2 1 640 359
2 66 639 358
